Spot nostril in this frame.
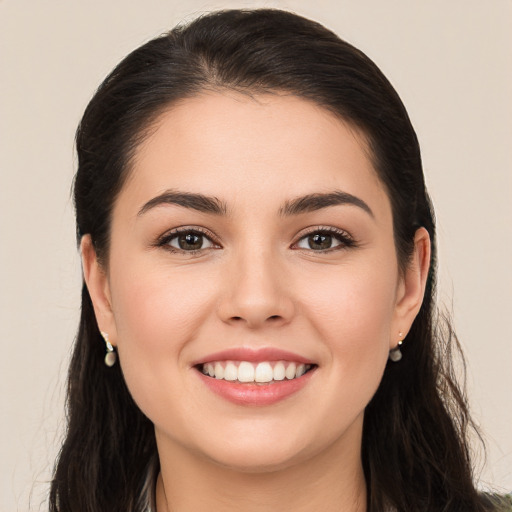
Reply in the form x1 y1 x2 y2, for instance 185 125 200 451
228 314 283 326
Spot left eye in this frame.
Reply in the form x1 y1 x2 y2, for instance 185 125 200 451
295 231 349 251
167 231 215 251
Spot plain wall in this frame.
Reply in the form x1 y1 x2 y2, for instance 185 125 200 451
1 0 510 510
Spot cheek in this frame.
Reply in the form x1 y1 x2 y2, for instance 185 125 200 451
297 260 397 380
106 261 218 408
295 269 396 433
300 264 397 335
110 260 218 344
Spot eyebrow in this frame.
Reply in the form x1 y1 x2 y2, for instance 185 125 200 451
137 189 373 218
279 191 374 218
138 190 228 216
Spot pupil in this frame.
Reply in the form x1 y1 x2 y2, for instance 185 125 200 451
179 233 202 250
309 233 332 250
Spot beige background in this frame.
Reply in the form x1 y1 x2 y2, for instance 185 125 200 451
1 0 510 510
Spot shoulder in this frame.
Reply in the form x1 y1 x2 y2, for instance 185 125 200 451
481 493 512 510
501 494 512 509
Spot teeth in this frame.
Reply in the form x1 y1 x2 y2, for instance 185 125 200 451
285 363 297 380
214 362 224 380
224 362 238 381
254 362 273 383
273 362 286 381
238 362 255 382
200 360 312 383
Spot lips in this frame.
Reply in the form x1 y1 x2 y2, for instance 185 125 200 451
192 347 315 366
192 347 317 406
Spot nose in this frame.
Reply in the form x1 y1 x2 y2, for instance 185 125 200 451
217 248 295 329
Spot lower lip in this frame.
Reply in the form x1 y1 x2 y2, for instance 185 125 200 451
196 368 315 406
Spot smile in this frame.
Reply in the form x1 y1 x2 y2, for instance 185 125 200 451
200 360 314 383
193 347 317 405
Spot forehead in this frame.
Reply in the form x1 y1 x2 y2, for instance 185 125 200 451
118 91 390 219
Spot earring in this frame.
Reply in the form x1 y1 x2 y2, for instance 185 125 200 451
389 331 404 362
101 331 117 367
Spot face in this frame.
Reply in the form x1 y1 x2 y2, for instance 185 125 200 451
84 92 428 472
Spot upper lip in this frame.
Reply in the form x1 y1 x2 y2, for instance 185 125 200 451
191 347 316 366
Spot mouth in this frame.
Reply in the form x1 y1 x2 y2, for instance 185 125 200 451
192 348 318 405
196 360 316 384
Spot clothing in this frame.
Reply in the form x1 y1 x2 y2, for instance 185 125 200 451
482 493 512 510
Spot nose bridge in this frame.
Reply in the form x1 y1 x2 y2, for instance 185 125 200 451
219 241 294 327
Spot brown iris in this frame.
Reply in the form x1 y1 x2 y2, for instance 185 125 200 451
307 233 333 250
178 233 204 250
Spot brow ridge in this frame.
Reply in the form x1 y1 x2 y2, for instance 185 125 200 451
279 191 374 217
138 190 228 216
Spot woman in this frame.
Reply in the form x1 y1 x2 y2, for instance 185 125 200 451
49 9 511 512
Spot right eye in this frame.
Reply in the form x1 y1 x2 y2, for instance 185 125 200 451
168 232 214 251
158 228 219 254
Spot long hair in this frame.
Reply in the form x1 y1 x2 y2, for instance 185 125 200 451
51 9 496 511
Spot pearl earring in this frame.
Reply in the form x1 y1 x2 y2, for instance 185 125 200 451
101 331 117 367
389 331 404 362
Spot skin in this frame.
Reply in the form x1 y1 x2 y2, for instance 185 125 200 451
82 92 430 512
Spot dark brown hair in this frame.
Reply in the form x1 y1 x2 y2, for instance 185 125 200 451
51 9 497 511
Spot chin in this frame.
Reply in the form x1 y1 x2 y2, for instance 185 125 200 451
188 420 327 474
203 443 309 474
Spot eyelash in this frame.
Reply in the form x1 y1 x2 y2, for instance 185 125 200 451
156 225 356 255
292 226 356 253
156 226 221 255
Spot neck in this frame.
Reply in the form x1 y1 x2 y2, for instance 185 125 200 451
155 423 367 512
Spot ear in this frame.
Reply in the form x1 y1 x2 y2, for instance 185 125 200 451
391 227 431 348
80 235 117 346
